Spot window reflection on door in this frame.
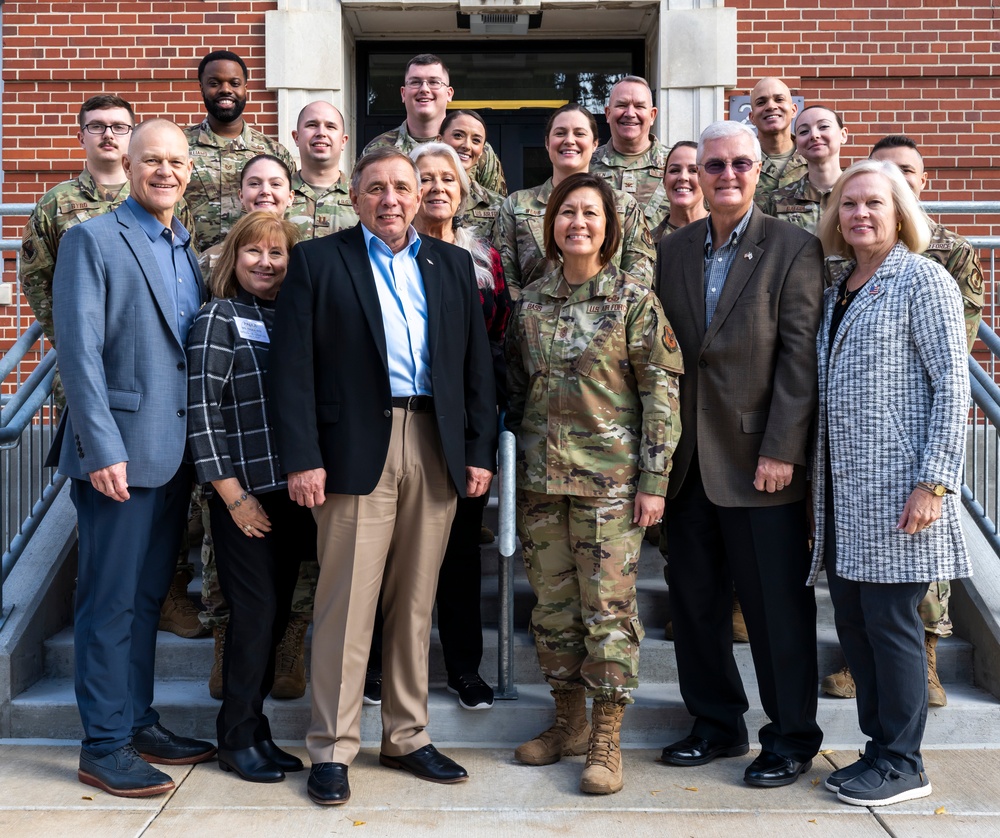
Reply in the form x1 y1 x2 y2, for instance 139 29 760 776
359 41 641 193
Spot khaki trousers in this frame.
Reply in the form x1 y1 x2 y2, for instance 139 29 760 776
307 408 457 765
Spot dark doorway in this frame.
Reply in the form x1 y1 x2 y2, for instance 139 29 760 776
356 40 645 192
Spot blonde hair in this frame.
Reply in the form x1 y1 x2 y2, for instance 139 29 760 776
818 160 932 260
211 211 300 299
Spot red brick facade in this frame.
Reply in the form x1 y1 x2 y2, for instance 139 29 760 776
2 0 998 360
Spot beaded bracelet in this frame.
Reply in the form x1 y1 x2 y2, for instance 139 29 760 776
226 491 249 511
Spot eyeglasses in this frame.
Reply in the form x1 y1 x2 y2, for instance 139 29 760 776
404 79 448 91
83 122 133 135
701 157 756 175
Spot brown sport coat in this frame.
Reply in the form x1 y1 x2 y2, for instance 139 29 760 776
655 207 824 508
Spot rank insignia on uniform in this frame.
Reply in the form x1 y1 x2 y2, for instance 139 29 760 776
744 252 753 260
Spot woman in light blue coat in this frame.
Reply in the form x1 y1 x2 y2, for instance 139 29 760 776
811 160 971 808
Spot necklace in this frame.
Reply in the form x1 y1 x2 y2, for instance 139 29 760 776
839 281 863 307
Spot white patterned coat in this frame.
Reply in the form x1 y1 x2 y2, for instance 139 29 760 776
808 242 972 585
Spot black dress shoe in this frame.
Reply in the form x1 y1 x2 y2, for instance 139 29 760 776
257 739 304 772
744 750 813 787
132 722 217 765
379 744 469 784
308 762 351 805
659 734 750 766
218 745 284 783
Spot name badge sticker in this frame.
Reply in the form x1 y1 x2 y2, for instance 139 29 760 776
234 317 270 343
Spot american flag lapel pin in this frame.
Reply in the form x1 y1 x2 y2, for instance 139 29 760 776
869 285 879 295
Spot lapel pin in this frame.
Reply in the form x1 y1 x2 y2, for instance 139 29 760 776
744 252 753 261
869 285 879 295
426 258 434 265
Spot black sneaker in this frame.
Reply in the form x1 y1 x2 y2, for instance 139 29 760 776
837 758 932 806
447 673 494 710
363 667 382 705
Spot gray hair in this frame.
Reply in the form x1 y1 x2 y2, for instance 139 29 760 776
350 146 419 194
697 121 762 163
409 142 495 291
410 142 471 207
818 159 932 260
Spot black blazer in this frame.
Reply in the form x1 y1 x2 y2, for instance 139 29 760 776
268 224 497 497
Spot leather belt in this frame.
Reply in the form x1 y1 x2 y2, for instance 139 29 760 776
391 395 434 412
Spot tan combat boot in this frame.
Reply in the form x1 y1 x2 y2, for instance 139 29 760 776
579 700 625 795
926 634 947 707
209 625 226 700
821 665 857 698
514 685 591 765
271 615 310 699
732 596 749 643
158 570 208 638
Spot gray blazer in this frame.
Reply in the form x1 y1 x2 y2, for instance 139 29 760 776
50 202 204 487
808 243 972 585
656 207 825 507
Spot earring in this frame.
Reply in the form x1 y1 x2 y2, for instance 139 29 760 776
897 222 902 232
836 224 842 233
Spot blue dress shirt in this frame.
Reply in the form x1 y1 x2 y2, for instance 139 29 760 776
125 196 200 344
702 206 754 330
361 223 432 397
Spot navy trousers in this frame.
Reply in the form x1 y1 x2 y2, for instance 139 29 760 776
824 512 928 774
72 466 190 756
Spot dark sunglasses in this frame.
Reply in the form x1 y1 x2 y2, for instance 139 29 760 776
701 157 756 175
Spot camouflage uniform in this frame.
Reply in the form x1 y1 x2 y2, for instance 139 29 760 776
915 224 984 638
505 264 683 702
287 170 358 239
763 174 847 285
184 119 296 253
754 149 808 207
762 174 830 236
457 179 502 241
651 218 679 245
923 222 984 353
590 135 670 232
363 120 507 196
497 179 655 296
19 171 192 408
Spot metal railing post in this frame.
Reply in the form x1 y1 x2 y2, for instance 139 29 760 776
496 428 518 700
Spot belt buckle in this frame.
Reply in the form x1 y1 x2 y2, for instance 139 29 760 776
406 395 420 411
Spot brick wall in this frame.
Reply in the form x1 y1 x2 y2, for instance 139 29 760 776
731 0 1000 237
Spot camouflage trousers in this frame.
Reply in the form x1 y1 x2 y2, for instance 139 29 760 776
289 559 319 618
517 489 645 705
920 580 952 637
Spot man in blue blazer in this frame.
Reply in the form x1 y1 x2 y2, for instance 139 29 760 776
52 118 216 797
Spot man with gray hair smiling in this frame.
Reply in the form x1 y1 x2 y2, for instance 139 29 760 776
655 120 825 789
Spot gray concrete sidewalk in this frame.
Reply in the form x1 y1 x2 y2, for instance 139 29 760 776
0 744 995 837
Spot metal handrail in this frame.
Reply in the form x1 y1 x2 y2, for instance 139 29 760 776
963 321 1000 555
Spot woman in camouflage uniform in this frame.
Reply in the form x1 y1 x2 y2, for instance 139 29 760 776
506 173 682 795
650 141 707 243
497 104 654 295
440 110 504 242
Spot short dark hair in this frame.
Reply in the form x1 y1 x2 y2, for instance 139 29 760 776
239 154 293 188
78 95 135 128
666 140 698 166
198 50 249 82
440 109 488 137
872 134 922 158
350 146 419 194
543 172 622 268
405 54 449 80
544 103 598 143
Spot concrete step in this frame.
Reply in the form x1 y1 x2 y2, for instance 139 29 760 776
39 622 977 690
10 678 997 751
